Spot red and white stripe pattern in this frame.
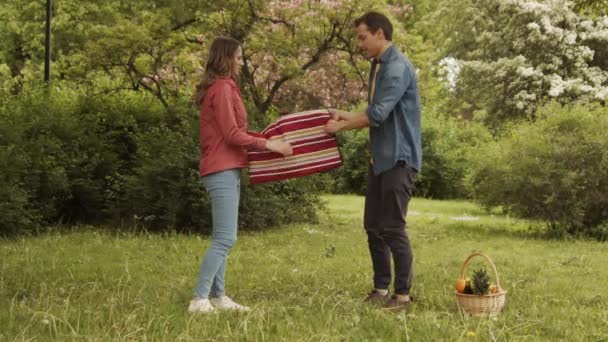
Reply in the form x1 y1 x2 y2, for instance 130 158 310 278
247 109 342 184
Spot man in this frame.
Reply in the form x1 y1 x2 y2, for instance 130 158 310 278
325 11 422 311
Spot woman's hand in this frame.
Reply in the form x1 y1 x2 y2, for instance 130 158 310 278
266 140 293 156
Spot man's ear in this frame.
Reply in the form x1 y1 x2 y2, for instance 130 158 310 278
375 28 386 41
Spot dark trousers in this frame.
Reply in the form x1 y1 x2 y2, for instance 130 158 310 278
364 161 416 295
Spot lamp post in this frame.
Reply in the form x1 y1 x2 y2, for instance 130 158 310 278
44 0 52 82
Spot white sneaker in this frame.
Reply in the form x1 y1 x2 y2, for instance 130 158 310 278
209 296 250 312
188 298 215 313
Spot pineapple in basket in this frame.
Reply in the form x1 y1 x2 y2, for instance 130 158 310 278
471 267 491 295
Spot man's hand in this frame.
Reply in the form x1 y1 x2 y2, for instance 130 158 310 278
328 108 350 121
324 119 342 134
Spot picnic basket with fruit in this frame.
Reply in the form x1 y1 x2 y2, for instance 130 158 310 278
454 252 506 317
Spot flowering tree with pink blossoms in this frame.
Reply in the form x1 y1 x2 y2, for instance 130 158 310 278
188 0 416 115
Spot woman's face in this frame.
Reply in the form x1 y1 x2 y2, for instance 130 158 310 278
232 46 243 77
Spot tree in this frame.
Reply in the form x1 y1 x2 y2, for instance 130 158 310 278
573 0 608 16
1 0 429 116
430 0 608 126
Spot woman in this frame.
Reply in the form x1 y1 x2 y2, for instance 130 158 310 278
189 36 292 313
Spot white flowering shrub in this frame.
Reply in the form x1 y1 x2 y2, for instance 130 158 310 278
438 0 608 125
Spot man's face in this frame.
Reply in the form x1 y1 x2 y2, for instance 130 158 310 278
356 24 383 59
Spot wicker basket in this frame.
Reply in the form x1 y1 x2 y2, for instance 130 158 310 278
455 252 506 317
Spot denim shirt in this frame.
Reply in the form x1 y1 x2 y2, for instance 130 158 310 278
366 44 422 175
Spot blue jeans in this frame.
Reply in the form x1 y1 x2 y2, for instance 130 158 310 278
193 169 241 299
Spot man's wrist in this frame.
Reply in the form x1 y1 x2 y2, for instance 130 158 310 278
340 110 355 120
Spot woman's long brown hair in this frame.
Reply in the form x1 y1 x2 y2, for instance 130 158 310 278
194 36 241 106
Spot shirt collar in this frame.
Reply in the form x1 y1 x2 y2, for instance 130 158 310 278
372 43 394 65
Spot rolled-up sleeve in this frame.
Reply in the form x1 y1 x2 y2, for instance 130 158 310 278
366 63 410 127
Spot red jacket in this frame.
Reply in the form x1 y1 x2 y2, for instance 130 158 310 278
199 78 267 177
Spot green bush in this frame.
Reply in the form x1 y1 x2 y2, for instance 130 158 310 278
117 121 208 231
333 130 371 195
239 176 323 230
0 85 324 235
417 112 492 199
469 102 608 239
0 145 36 234
0 87 81 229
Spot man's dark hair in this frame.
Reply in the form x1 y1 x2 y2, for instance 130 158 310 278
354 11 393 41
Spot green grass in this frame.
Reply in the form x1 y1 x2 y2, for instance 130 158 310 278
1 195 607 341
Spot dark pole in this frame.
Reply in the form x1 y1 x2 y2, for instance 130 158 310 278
44 0 52 82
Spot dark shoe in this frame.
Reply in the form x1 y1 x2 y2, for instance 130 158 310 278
383 295 412 312
363 290 389 305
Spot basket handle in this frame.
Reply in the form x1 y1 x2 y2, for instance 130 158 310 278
459 252 502 289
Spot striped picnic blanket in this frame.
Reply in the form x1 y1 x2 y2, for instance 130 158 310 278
247 109 343 184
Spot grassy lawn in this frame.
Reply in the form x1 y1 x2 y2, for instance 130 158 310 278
1 195 607 341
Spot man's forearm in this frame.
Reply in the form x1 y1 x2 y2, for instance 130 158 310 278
336 110 362 120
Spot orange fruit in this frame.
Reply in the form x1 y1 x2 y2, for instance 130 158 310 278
455 278 466 293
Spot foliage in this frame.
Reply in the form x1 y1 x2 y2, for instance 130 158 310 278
0 0 420 114
416 112 492 199
573 0 608 17
468 101 608 239
330 129 369 195
471 267 490 295
430 0 608 126
0 86 324 235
